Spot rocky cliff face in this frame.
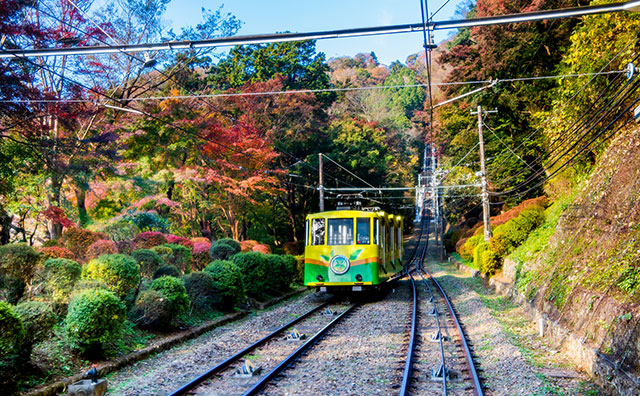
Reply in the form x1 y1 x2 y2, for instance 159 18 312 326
503 123 640 390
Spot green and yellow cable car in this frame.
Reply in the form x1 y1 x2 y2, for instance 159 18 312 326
303 209 403 292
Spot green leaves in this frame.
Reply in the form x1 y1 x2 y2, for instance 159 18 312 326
349 249 364 261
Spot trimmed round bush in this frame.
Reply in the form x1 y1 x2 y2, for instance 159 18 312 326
59 227 105 261
164 244 192 274
209 241 237 261
481 249 502 275
264 254 287 291
151 245 173 264
182 272 216 311
472 241 489 270
489 232 513 257
83 254 140 299
132 249 164 279
115 240 134 255
204 260 245 311
150 276 189 320
231 252 267 299
0 243 40 304
132 231 168 250
192 242 212 270
43 258 82 305
86 239 118 260
191 237 210 244
14 301 57 346
39 246 75 260
282 255 300 286
64 289 126 355
217 238 241 253
131 212 169 233
239 240 259 252
165 234 193 248
97 219 139 242
252 244 271 254
129 290 171 329
0 301 25 364
459 235 482 262
153 265 181 279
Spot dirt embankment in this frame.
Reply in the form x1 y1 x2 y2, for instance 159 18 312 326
498 124 640 395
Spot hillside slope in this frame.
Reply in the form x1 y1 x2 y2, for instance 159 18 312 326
502 122 640 384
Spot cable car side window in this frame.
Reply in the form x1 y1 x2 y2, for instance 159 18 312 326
311 218 325 245
356 218 370 245
328 218 354 245
374 218 379 245
305 220 309 246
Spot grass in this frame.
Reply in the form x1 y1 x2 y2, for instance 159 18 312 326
450 252 479 270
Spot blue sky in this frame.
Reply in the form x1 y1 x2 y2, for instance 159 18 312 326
164 0 468 65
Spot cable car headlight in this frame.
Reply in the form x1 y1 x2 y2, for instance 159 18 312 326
329 255 350 275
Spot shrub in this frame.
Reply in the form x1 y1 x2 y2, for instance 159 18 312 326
97 219 139 242
481 249 502 275
132 249 163 279
192 242 212 270
115 240 134 255
14 301 57 347
153 265 181 279
458 235 482 262
216 238 241 253
283 241 304 256
132 231 168 250
165 234 193 248
39 246 75 260
489 232 514 257
151 245 173 264
252 244 271 254
131 212 169 233
150 276 189 321
191 237 210 244
0 301 25 365
183 272 216 311
43 258 82 305
60 227 105 261
129 290 171 329
282 255 300 285
240 240 259 252
0 243 40 304
209 241 238 261
64 289 126 355
86 239 118 260
489 206 545 258
83 254 140 299
473 241 489 269
232 252 267 298
204 260 245 310
163 244 192 274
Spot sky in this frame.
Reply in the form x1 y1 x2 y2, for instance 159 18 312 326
163 0 468 66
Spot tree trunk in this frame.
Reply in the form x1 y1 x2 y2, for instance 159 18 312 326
75 186 88 226
0 210 13 245
287 182 298 242
47 173 63 240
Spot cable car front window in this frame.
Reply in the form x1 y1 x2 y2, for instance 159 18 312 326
311 218 325 245
356 218 370 245
328 218 354 245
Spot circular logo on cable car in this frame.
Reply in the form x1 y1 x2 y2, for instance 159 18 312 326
330 255 350 275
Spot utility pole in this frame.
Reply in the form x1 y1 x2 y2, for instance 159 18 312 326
472 105 497 242
319 153 325 212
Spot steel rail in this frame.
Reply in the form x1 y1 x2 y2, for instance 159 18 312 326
2 1 639 58
167 301 330 396
399 208 430 395
418 267 484 396
242 303 360 396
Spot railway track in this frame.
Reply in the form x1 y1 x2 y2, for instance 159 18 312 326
167 300 360 396
400 216 484 396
